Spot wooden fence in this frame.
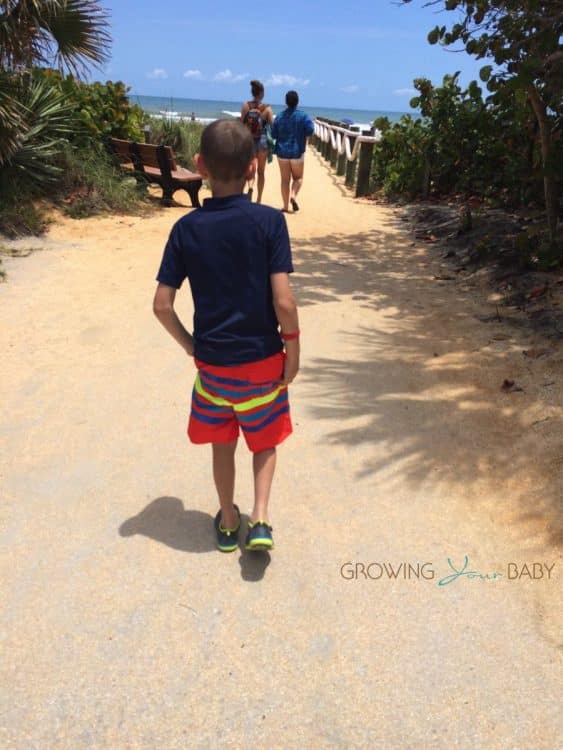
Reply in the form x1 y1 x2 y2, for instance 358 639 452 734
310 118 380 198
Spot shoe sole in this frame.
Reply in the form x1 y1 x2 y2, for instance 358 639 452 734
217 543 239 553
245 540 274 551
290 199 299 212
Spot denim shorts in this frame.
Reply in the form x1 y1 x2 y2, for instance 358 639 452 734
253 134 268 154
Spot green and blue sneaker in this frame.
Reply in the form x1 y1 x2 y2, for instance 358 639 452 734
214 505 241 553
245 520 274 551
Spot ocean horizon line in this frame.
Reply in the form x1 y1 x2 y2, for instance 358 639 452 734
133 92 410 116
131 93 411 125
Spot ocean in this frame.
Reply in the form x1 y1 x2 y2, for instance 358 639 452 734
132 94 408 128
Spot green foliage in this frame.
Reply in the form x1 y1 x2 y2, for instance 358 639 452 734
371 115 432 197
146 117 204 168
0 192 49 237
0 1 111 74
34 68 144 142
0 140 148 236
371 72 560 206
0 1 144 236
419 0 562 113
55 142 148 218
0 73 73 185
402 0 562 246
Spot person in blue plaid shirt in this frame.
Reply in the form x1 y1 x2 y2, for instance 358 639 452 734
272 90 314 213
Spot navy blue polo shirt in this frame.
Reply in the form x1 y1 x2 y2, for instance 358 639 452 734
156 193 293 366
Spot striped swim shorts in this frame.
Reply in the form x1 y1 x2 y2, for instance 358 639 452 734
188 352 292 452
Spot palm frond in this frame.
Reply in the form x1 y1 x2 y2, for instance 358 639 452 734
0 1 111 74
0 74 74 185
0 75 25 165
44 0 111 75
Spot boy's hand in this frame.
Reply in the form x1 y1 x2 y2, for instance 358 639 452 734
153 283 195 357
281 343 299 385
185 335 195 357
271 273 300 386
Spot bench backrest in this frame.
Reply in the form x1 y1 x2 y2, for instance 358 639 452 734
134 143 178 172
109 137 133 161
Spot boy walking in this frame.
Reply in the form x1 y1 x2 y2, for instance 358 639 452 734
153 120 300 552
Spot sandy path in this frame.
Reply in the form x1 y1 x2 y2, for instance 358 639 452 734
1 150 561 749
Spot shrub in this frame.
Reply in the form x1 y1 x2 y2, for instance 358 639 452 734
55 143 149 218
370 73 559 210
34 69 144 143
0 73 74 193
0 197 49 237
146 117 204 168
371 115 432 198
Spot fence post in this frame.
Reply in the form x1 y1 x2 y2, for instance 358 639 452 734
324 124 331 161
330 133 338 168
327 118 340 164
336 145 346 176
355 128 375 198
345 127 359 189
312 126 320 151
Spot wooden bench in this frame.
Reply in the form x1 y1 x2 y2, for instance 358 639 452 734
106 137 203 207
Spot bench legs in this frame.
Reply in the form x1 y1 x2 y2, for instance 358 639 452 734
161 185 174 207
184 181 202 208
160 181 202 208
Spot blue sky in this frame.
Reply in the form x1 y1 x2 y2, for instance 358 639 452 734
98 0 485 111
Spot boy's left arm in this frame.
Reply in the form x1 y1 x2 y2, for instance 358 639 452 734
153 283 194 356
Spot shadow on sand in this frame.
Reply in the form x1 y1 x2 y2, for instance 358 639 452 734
291 221 562 549
119 496 271 579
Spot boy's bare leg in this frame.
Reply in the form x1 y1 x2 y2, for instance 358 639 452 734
250 447 276 523
212 440 239 528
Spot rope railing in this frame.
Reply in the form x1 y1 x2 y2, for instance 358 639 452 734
311 118 381 197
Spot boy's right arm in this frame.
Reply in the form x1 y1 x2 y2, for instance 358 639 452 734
153 283 194 357
271 272 300 385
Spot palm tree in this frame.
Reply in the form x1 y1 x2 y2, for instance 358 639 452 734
0 1 110 169
0 0 110 73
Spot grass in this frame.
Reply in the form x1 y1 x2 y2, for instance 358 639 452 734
57 144 150 218
0 143 151 238
0 200 49 238
146 117 203 168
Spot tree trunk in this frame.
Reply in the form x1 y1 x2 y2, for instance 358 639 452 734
527 84 559 246
422 150 431 199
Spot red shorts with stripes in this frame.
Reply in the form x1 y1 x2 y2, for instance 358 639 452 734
188 352 292 452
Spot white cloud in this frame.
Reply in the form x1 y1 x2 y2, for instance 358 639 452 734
266 73 310 87
147 67 168 80
184 69 203 80
214 68 247 83
342 84 360 94
394 88 417 96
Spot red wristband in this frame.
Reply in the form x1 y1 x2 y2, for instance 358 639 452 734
281 329 300 341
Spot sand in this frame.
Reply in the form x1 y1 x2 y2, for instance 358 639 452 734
1 149 562 749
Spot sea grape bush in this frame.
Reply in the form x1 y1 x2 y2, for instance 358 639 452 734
36 69 144 142
370 73 552 207
400 0 562 245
